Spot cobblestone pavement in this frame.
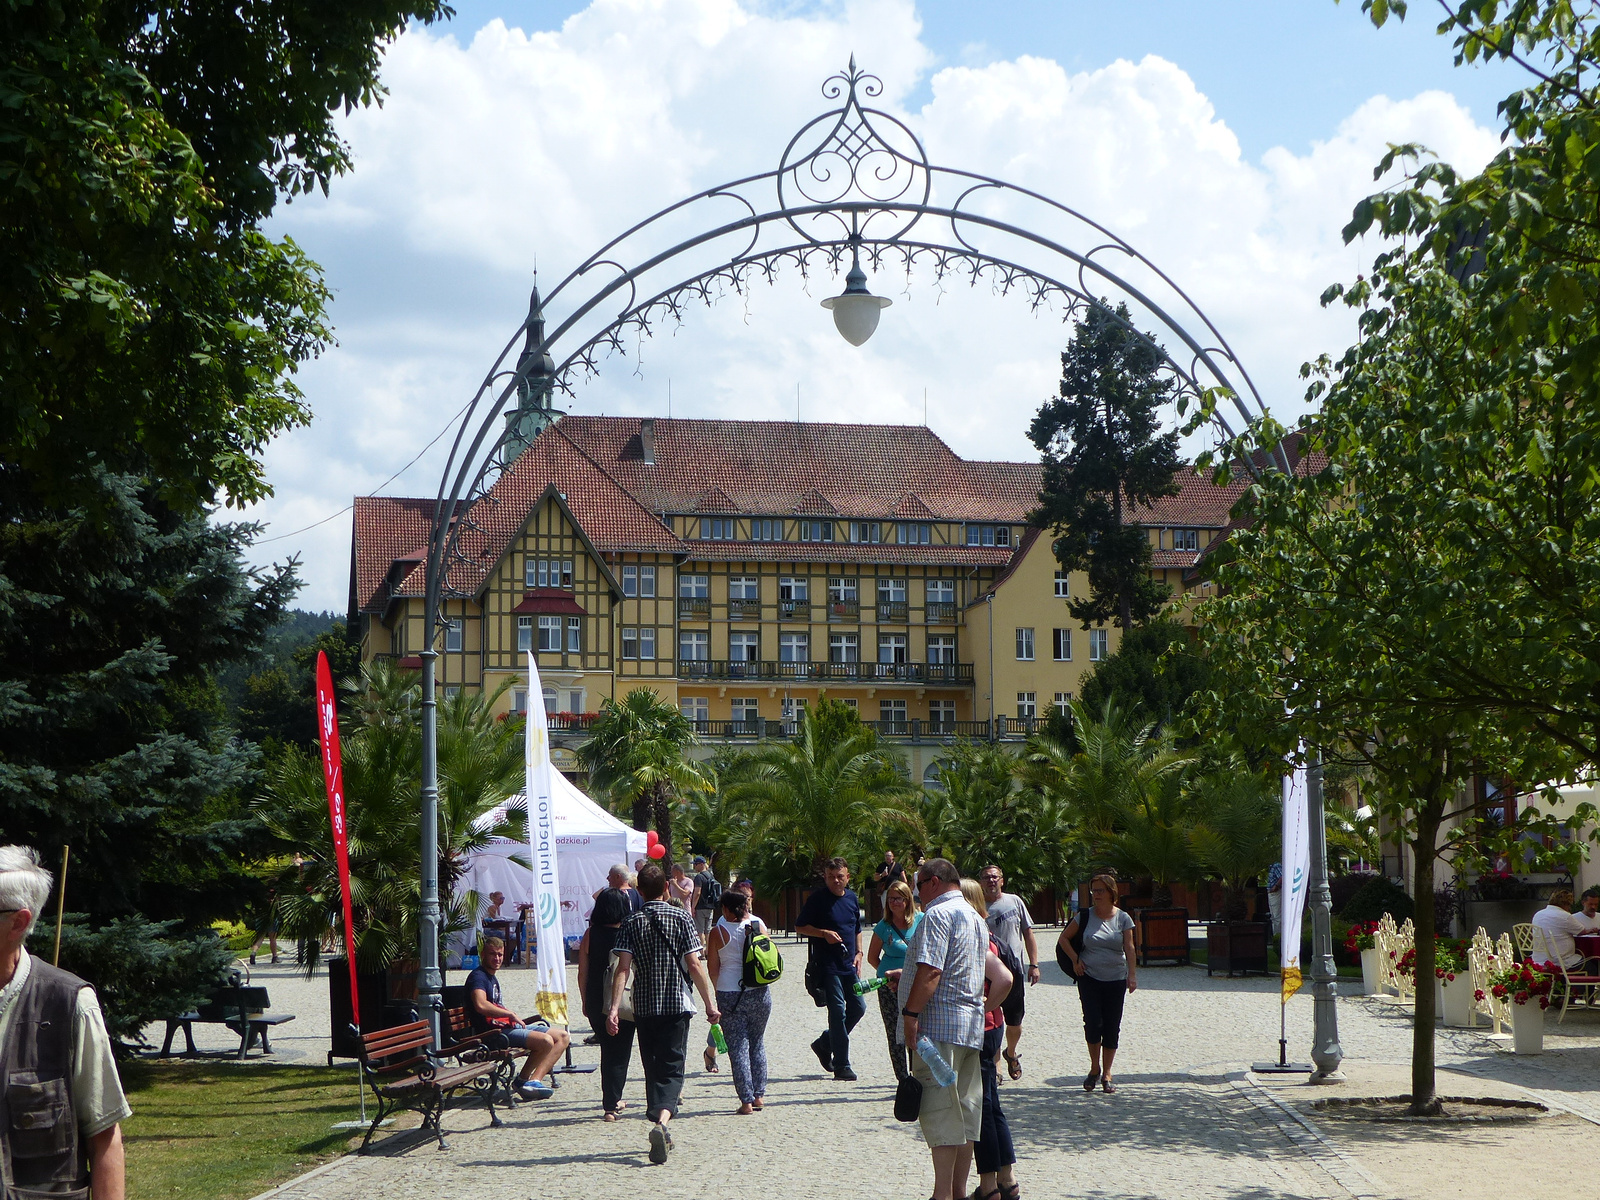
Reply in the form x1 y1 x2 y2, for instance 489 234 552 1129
198 946 1600 1200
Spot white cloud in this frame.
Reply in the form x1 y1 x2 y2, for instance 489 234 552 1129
250 0 1500 610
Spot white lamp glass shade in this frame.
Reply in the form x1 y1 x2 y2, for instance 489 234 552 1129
821 292 892 346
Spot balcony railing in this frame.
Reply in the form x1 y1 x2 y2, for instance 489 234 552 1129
877 600 909 623
688 718 1008 742
674 660 974 683
778 600 811 620
925 601 957 624
727 598 762 620
678 596 710 618
827 599 860 621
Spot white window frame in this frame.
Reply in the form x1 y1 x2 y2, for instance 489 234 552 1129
829 633 859 663
779 576 809 601
799 520 833 543
1052 628 1072 661
779 632 809 663
730 631 760 662
926 579 954 604
622 565 638 597
927 635 956 665
928 700 955 730
638 627 655 660
679 573 710 598
878 633 908 664
879 698 907 725
444 618 463 652
878 577 906 602
1017 692 1037 720
1016 627 1035 661
567 616 582 653
1054 571 1069 598
898 522 931 545
1089 628 1109 662
731 697 760 725
729 575 759 600
849 521 881 544
680 696 709 724
638 565 656 597
679 630 710 661
828 577 858 603
536 616 562 652
517 616 533 653
1053 691 1073 716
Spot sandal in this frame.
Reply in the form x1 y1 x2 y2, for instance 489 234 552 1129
703 1046 719 1073
999 1186 1021 1200
1004 1049 1022 1080
1083 1068 1101 1092
603 1111 618 1122
1102 1077 1117 1094
751 1098 764 1111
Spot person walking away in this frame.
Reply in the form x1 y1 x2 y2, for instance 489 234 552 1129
578 880 633 1115
691 856 721 940
894 859 1009 1200
960 879 1022 1200
705 889 772 1114
978 865 1039 1080
667 863 695 910
867 878 921 1082
703 879 759 1073
608 864 721 1163
466 937 568 1099
795 856 866 1080
0 845 131 1200
871 849 905 921
1056 874 1137 1093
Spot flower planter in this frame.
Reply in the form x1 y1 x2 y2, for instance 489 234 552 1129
1205 921 1269 977
1135 907 1191 965
1439 974 1473 1027
1360 947 1381 995
1511 1001 1544 1054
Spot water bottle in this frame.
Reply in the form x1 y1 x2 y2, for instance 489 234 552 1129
852 976 886 996
916 1035 957 1087
709 1022 728 1054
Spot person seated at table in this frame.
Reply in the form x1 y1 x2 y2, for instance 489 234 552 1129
487 891 506 920
466 936 569 1100
1576 887 1600 932
1531 889 1591 969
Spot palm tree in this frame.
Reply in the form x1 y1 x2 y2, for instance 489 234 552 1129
921 742 1040 884
577 687 709 863
679 746 756 877
732 709 916 881
1188 765 1280 919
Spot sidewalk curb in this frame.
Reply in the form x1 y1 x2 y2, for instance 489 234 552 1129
1231 1072 1391 1200
247 1151 370 1200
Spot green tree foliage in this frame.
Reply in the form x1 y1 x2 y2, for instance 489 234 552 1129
679 747 756 876
577 687 710 865
30 914 233 1052
0 471 296 927
1078 617 1211 732
921 743 1036 885
1 0 451 512
731 707 913 882
225 616 359 753
254 668 524 972
1029 302 1182 630
1187 767 1280 919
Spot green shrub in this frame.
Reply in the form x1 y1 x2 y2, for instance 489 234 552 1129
29 915 233 1052
1338 876 1414 926
210 919 257 954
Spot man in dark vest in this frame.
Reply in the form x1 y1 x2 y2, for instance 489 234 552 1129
0 845 129 1198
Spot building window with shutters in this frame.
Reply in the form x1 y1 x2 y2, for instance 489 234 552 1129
1015 627 1034 661
1053 628 1071 661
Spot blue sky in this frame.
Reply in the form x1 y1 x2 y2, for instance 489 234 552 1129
256 0 1526 609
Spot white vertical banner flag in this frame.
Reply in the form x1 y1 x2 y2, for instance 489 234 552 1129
525 653 569 1026
1280 749 1312 1002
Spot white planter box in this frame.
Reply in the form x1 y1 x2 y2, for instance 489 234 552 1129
1360 947 1381 995
1511 1001 1544 1054
1439 974 1473 1027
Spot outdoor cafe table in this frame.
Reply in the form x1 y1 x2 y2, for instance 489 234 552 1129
1577 932 1600 962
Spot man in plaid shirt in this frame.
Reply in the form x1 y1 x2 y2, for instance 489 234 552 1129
608 863 720 1164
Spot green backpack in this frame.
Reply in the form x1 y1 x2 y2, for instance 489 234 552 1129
741 919 784 989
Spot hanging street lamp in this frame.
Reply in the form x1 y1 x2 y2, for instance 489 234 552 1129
821 251 891 345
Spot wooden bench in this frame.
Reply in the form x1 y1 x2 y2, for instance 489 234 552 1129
353 1019 510 1152
159 986 295 1059
443 1006 528 1106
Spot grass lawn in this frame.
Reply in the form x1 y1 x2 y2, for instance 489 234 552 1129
121 1060 366 1199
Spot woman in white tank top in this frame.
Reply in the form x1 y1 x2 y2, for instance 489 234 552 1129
705 889 772 1113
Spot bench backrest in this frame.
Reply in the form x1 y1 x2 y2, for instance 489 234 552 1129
198 985 270 1020
358 1020 434 1073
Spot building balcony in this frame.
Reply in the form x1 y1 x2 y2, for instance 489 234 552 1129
678 596 710 618
675 659 974 684
778 600 811 620
688 718 1012 743
877 600 909 623
727 598 762 620
925 601 957 624
827 599 860 621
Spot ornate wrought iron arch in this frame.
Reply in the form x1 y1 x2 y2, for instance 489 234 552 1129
409 59 1280 1035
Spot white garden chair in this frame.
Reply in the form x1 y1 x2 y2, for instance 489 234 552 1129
1524 925 1600 1023
1467 927 1509 1035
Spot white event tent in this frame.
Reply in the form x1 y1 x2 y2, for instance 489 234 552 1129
459 772 648 948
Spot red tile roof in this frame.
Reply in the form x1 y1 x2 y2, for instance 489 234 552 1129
512 588 589 615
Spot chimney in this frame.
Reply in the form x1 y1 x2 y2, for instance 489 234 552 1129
640 418 656 466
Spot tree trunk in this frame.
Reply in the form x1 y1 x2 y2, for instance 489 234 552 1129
632 793 650 835
1410 798 1444 1116
652 783 674 869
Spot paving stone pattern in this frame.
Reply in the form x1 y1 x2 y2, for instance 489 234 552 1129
200 946 1600 1200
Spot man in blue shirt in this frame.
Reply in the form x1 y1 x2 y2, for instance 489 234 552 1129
795 856 865 1080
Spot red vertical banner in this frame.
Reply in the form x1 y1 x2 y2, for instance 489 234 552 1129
315 651 361 1029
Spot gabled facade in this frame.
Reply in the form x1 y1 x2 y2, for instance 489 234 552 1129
349 415 1242 778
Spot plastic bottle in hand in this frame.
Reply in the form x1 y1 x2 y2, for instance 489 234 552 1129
852 976 886 996
709 1022 728 1054
916 1035 957 1087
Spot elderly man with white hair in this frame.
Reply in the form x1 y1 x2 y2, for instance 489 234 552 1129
0 845 130 1199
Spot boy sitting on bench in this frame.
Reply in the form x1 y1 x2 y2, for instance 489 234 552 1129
466 937 568 1100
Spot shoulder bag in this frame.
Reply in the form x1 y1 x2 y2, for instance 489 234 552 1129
1055 908 1092 983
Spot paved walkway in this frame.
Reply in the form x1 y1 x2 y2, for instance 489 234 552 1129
172 948 1600 1200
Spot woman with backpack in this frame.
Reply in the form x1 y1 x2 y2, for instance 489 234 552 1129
1056 873 1137 1094
704 888 772 1114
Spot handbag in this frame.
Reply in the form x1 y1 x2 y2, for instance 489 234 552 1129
605 948 636 1023
1055 909 1092 983
803 947 829 1008
893 1073 923 1122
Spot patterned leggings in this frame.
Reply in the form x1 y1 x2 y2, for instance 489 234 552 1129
876 983 910 1082
716 987 771 1103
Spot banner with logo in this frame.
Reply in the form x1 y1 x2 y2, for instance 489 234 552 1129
1280 751 1311 1003
315 651 361 1028
525 653 569 1026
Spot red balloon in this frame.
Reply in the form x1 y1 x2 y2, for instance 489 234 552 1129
646 830 659 848
647 843 666 860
